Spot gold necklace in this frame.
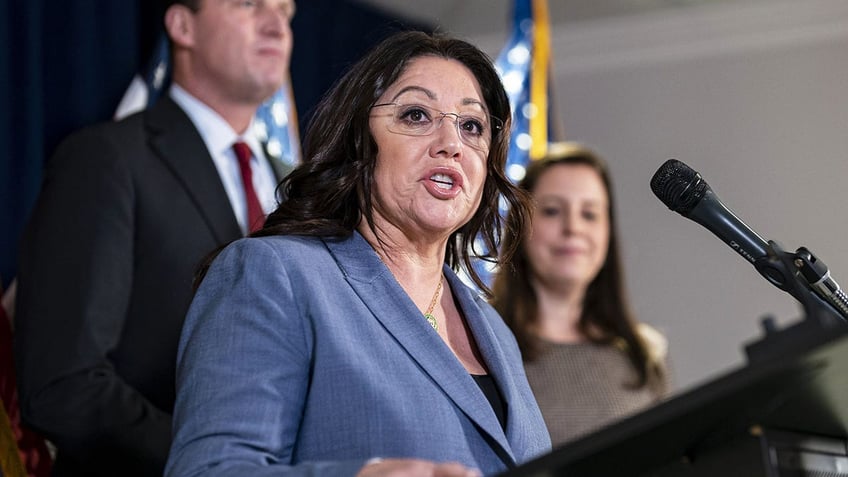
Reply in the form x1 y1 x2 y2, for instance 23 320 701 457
423 277 443 331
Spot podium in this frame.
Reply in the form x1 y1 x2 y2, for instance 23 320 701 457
500 316 848 476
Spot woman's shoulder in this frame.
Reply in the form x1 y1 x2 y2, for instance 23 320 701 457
212 235 330 271
230 234 325 254
636 322 669 363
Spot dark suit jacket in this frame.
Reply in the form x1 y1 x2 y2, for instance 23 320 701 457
14 97 290 477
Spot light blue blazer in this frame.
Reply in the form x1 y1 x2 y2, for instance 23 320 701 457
165 232 551 477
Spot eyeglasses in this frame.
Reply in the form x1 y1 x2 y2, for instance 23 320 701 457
371 102 503 151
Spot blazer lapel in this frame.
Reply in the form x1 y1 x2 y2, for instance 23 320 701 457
144 97 242 243
324 233 515 465
449 275 526 463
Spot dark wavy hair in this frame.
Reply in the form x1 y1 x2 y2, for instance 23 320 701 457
251 30 529 296
491 142 663 389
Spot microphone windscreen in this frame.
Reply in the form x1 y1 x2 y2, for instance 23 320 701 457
650 159 708 215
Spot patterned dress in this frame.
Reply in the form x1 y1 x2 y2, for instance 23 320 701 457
524 336 671 447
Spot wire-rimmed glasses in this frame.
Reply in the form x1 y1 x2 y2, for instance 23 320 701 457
371 102 503 151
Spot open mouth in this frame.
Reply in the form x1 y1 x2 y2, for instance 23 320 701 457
430 173 455 189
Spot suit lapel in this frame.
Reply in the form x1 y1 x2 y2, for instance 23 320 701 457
324 233 515 465
449 275 524 465
144 97 242 243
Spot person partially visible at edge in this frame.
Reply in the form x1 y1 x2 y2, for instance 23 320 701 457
492 142 672 447
14 1 296 475
1 279 52 477
165 30 551 477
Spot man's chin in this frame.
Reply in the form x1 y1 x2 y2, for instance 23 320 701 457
249 81 286 103
262 74 289 94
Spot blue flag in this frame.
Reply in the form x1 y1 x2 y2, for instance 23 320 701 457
114 35 171 118
253 82 301 168
469 0 555 289
495 0 554 181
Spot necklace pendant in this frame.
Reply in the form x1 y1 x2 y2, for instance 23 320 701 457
424 313 438 331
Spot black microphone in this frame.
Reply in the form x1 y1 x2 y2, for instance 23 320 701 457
650 159 848 321
650 159 768 265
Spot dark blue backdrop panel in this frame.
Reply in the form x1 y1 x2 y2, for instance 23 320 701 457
1 1 142 289
291 0 431 127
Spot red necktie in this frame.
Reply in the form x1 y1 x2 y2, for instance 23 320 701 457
232 141 265 233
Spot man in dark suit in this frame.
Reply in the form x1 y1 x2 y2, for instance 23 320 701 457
13 0 296 475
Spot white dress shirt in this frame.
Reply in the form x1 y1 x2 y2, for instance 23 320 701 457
170 85 279 234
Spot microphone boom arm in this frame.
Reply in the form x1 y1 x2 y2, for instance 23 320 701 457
754 242 848 323
792 246 848 320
